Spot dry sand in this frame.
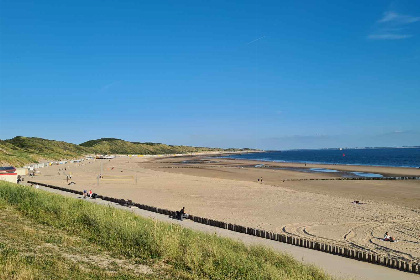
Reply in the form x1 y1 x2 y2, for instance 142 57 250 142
32 154 420 264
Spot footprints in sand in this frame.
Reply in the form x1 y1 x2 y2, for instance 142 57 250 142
281 218 419 263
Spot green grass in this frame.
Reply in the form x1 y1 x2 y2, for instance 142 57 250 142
0 182 332 280
0 199 158 279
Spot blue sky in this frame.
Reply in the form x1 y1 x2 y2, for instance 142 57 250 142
1 0 419 149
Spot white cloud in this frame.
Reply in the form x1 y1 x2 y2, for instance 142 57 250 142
368 34 412 40
368 11 419 40
377 11 399 23
377 11 420 24
246 36 266 45
99 81 119 92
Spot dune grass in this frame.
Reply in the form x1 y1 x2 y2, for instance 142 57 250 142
0 181 332 280
0 200 156 279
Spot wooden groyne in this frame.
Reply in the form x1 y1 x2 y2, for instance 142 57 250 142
158 166 420 181
280 176 420 182
27 181 420 274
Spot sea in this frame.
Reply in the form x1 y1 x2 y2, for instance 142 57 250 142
223 148 420 168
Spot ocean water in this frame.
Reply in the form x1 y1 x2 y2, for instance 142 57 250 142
223 148 420 168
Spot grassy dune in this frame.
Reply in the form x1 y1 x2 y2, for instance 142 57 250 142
0 137 89 167
80 138 225 155
0 182 332 280
0 136 233 167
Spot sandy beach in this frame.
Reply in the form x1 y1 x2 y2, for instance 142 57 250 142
30 154 420 264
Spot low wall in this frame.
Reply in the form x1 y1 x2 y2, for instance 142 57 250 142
0 173 17 183
27 180 420 275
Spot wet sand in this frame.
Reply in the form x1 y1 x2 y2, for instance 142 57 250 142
31 154 420 264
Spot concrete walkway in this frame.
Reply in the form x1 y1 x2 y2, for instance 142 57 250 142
31 184 418 280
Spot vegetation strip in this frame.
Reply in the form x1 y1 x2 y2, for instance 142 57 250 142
1 181 331 280
26 181 420 274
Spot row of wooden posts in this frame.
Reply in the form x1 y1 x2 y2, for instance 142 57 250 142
28 181 419 274
158 167 420 181
282 176 420 181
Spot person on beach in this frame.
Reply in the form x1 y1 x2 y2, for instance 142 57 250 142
83 190 87 199
384 232 396 242
88 190 93 198
260 177 263 183
176 207 187 221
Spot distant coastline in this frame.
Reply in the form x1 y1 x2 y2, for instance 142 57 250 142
266 146 420 152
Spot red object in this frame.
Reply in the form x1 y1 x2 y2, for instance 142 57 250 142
343 153 345 157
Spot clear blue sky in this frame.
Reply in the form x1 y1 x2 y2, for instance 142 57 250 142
1 0 419 149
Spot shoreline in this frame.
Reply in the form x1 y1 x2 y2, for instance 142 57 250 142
218 151 420 169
